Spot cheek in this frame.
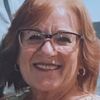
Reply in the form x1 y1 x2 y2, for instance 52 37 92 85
17 48 36 80
58 45 79 65
56 46 73 55
18 48 36 66
17 48 35 85
63 48 79 78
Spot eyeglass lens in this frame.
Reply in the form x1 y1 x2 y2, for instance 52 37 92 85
19 29 80 51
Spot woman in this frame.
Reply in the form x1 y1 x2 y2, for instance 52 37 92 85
0 0 100 100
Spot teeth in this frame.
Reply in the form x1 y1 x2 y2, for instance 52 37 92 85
34 64 59 70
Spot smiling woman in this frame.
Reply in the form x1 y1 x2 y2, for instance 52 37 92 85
0 0 100 100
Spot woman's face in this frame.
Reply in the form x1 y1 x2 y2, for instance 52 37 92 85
17 5 80 92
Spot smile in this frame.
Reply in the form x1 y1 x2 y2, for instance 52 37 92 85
33 63 62 71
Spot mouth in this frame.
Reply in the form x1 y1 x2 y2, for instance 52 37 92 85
33 63 62 71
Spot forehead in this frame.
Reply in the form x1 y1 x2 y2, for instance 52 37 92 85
37 5 79 33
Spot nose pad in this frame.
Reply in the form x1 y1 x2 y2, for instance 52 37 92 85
41 41 57 56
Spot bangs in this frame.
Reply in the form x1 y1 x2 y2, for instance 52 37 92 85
13 0 53 29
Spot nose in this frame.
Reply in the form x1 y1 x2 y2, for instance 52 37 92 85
41 41 57 56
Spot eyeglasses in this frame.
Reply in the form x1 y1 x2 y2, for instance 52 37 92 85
18 28 82 52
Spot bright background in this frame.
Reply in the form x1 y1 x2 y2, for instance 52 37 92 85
84 0 100 22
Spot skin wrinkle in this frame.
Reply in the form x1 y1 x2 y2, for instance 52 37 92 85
38 7 78 35
0 0 99 100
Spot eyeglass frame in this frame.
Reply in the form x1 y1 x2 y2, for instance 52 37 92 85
17 28 83 51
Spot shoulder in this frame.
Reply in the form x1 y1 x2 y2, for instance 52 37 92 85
74 94 100 100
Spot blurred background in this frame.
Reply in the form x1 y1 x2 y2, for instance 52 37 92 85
84 0 100 38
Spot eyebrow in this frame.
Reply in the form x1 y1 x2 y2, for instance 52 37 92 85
19 27 80 36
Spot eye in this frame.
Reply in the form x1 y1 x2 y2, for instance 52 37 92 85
23 30 44 44
57 36 71 43
28 34 42 41
54 32 74 46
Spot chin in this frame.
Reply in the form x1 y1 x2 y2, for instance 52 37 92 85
30 79 62 92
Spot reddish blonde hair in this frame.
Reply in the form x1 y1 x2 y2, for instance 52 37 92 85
0 0 100 99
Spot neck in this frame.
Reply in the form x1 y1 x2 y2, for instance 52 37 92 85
24 78 85 100
25 89 50 100
25 84 83 100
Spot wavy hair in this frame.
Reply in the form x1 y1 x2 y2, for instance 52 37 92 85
0 0 100 98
